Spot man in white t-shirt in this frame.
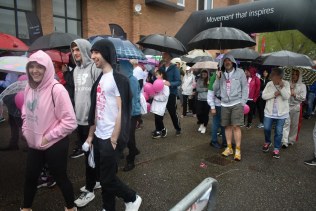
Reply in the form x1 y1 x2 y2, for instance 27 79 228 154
85 39 142 211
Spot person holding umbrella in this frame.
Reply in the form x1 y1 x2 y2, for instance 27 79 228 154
159 52 182 136
213 54 248 161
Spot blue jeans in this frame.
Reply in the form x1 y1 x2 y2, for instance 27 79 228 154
264 116 286 150
211 106 227 145
306 92 315 115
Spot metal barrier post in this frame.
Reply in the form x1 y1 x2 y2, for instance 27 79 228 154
169 177 218 211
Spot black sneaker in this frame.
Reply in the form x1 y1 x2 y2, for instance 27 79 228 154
161 128 168 138
246 123 252 129
273 149 280 159
304 157 316 166
176 130 181 136
123 162 135 172
262 143 272 152
282 144 288 149
70 149 84 159
152 131 162 139
210 142 222 149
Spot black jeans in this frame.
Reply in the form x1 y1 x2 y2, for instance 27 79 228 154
189 95 197 115
166 94 181 131
257 96 266 124
77 125 99 192
23 137 74 209
94 137 136 211
196 100 210 126
155 114 165 131
126 115 141 164
8 114 22 147
246 100 256 124
182 95 189 116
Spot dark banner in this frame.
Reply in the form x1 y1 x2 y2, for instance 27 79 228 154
175 0 316 47
25 11 43 43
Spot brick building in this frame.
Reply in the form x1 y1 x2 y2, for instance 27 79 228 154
0 0 252 45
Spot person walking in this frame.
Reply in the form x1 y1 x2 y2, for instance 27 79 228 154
69 39 102 208
159 52 182 136
196 69 210 134
257 69 270 128
304 81 316 119
21 50 77 211
151 69 170 139
86 39 142 211
304 122 316 166
208 72 227 148
282 69 306 148
213 54 248 161
261 68 291 159
181 66 195 117
119 60 141 172
244 67 260 129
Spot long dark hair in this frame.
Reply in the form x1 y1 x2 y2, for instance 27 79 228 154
201 69 209 87
155 69 168 80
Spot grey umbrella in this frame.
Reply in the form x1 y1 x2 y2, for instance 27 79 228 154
29 32 81 52
137 34 187 55
226 48 259 61
255 50 314 66
187 27 256 51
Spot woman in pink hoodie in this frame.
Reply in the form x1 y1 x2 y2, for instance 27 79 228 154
21 50 77 211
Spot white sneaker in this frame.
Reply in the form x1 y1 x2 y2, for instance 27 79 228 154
200 126 206 134
80 181 101 192
125 195 142 211
74 192 95 207
198 124 204 132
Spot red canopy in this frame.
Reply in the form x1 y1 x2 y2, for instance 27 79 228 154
0 33 29 51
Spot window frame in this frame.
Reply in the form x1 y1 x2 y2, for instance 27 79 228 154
53 0 82 36
177 0 185 7
197 0 213 10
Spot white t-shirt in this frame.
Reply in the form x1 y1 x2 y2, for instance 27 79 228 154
133 66 144 81
95 71 120 140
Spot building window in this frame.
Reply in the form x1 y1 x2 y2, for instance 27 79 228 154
177 0 185 7
0 0 35 41
197 0 213 10
53 0 82 36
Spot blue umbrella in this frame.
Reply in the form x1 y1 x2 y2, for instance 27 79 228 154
90 36 146 61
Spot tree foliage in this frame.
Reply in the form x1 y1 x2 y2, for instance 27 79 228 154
258 30 316 60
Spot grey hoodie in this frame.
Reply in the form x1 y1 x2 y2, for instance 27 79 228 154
72 39 102 125
213 54 248 106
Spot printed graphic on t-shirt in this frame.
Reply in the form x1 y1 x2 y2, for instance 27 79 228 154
96 83 106 121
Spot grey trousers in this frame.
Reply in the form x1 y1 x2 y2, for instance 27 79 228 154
282 107 300 145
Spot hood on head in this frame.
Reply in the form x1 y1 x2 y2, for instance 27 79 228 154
248 67 257 77
291 68 303 84
71 39 92 67
119 60 133 77
26 50 55 89
91 39 117 69
221 54 237 71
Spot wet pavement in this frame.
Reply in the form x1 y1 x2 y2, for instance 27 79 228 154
0 109 316 211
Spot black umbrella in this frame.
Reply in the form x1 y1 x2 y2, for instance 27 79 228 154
187 27 256 51
29 32 81 52
254 50 314 67
137 34 187 55
226 48 259 61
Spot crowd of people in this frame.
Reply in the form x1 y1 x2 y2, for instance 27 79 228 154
0 38 316 210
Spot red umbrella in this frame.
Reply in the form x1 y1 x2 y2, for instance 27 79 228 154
44 50 69 64
0 33 29 51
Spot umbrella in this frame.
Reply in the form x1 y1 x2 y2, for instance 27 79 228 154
255 50 314 67
191 61 218 70
0 56 28 74
91 36 146 61
283 67 316 86
0 33 29 51
142 48 161 56
28 32 81 52
137 34 187 55
44 50 69 64
187 27 256 51
180 49 213 63
226 48 259 61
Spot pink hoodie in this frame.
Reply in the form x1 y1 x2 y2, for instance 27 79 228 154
22 50 77 150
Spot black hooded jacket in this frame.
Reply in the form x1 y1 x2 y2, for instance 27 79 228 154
88 39 132 150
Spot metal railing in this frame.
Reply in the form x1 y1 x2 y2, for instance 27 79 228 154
170 177 218 211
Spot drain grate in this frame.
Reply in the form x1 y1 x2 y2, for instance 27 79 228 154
204 155 235 166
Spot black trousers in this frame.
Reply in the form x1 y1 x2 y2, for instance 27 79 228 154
77 125 99 192
23 138 74 209
8 114 22 147
246 100 256 124
182 95 189 116
196 100 210 126
94 137 136 211
166 94 181 131
257 96 266 123
126 115 141 163
154 114 165 131
189 95 197 115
